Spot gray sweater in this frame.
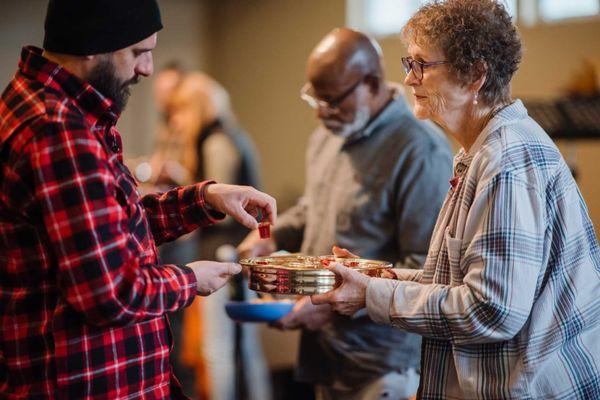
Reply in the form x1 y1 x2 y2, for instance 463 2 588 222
274 88 453 388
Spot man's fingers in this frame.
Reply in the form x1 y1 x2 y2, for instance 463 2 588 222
269 320 285 330
215 262 242 277
272 313 294 330
231 206 259 230
248 208 259 219
263 203 277 225
258 192 277 225
204 184 277 226
246 189 277 225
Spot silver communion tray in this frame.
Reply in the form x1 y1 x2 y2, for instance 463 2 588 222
241 254 392 295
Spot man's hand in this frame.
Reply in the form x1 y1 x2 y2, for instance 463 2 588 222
311 262 370 316
272 296 333 331
204 183 277 230
237 229 277 259
187 260 242 296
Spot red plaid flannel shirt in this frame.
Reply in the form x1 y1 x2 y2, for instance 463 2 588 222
0 47 223 399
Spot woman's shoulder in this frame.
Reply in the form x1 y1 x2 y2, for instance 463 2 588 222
473 114 565 189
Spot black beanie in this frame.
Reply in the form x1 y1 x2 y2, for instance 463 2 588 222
44 0 163 56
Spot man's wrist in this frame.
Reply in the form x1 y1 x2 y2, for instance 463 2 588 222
198 181 225 222
200 181 215 209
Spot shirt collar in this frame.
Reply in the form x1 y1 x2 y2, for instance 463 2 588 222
454 100 527 168
18 46 119 127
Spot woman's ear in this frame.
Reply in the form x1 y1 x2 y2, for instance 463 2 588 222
470 60 488 93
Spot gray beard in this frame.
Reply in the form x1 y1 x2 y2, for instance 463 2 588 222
336 104 371 139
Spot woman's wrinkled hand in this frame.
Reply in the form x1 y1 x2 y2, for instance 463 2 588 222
331 245 359 258
311 262 370 317
332 245 397 279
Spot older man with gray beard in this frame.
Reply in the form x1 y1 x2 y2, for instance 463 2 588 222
238 28 452 400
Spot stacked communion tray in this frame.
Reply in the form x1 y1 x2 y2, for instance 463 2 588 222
241 254 392 295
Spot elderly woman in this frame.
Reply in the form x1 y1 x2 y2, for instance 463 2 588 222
313 1 600 399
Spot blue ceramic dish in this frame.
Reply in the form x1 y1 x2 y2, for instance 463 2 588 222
225 301 294 323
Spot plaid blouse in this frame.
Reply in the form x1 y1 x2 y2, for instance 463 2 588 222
367 100 600 399
0 46 222 399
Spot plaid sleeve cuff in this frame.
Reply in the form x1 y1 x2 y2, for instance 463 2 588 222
366 277 398 325
170 264 199 308
182 181 225 226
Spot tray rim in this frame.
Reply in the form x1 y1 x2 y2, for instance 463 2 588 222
240 254 392 273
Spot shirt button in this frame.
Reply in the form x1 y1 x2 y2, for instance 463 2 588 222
455 162 467 175
110 136 120 153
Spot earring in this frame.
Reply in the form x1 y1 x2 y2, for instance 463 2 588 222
473 93 479 105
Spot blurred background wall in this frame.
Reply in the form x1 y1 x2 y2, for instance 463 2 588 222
1 0 599 379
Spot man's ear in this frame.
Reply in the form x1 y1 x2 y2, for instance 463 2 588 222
365 75 381 95
79 54 102 80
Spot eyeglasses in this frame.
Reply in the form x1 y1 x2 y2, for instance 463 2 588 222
401 56 449 80
300 76 366 112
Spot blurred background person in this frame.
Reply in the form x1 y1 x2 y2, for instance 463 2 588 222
144 62 201 398
148 62 190 188
158 70 271 400
155 61 184 119
238 28 452 400
167 72 262 216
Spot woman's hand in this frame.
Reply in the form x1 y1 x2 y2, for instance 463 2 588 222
204 183 277 229
332 245 360 258
311 262 370 317
332 245 397 279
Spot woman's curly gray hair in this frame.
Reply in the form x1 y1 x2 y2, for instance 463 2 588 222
403 0 522 106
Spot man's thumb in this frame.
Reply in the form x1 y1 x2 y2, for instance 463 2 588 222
222 262 242 276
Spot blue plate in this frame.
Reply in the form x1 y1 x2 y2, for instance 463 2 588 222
225 301 294 323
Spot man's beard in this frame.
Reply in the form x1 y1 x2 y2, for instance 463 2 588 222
336 103 371 139
87 57 139 113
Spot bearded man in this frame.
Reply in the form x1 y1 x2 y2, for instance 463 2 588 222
0 1 276 398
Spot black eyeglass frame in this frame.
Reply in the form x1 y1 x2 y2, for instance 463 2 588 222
300 75 369 112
